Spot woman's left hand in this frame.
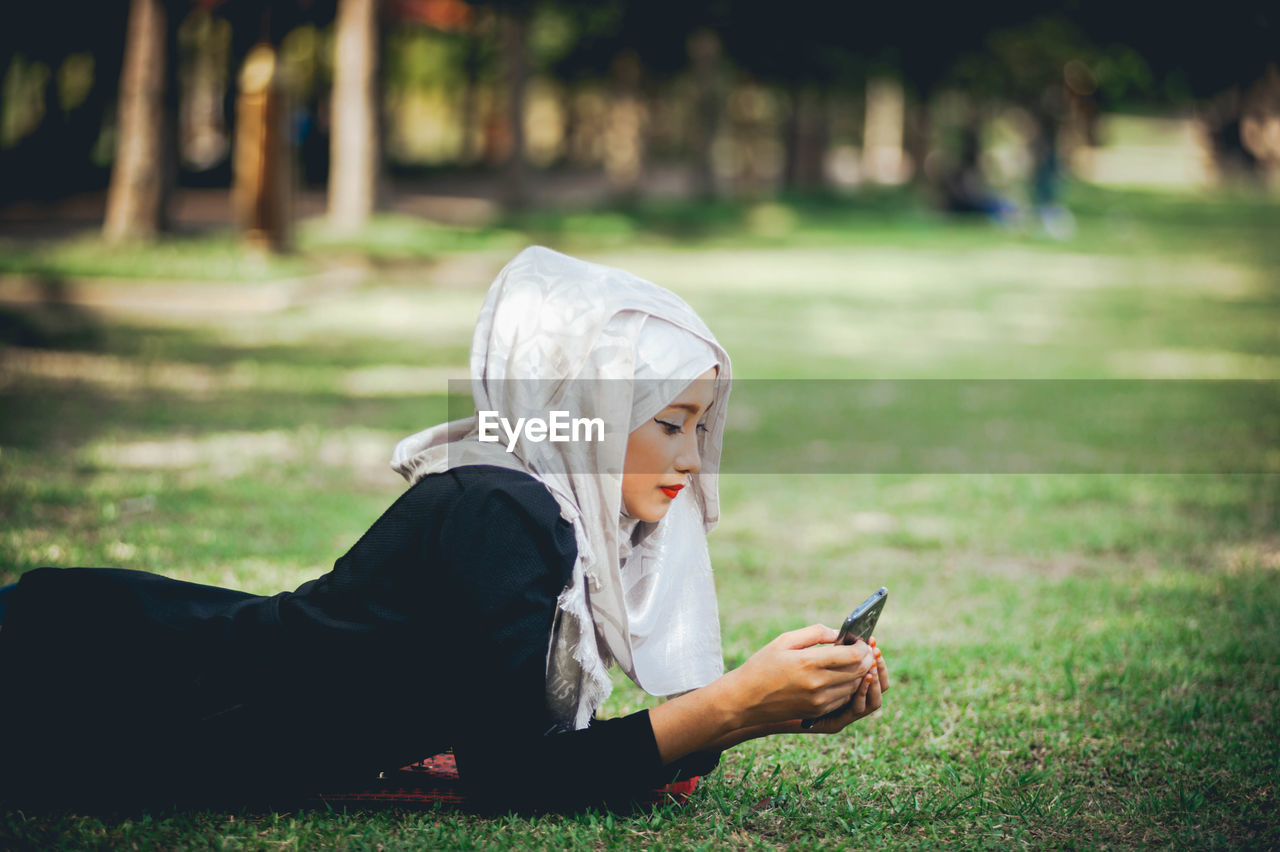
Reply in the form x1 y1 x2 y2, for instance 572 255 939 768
796 636 890 735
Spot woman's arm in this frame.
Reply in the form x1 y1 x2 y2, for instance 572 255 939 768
438 472 889 806
649 628 890 764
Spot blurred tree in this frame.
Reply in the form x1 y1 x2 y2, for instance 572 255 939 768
206 0 327 187
457 9 491 164
549 0 722 194
601 49 645 195
234 42 293 251
178 10 232 173
719 3 872 192
103 0 177 242
686 28 724 197
499 1 531 207
944 16 1101 209
1074 0 1278 180
329 0 381 231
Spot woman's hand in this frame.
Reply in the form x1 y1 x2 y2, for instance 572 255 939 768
724 624 878 729
650 631 890 763
795 636 890 734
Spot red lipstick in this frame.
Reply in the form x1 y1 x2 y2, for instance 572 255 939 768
659 485 683 499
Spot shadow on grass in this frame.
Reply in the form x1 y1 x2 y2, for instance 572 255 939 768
0 276 105 350
87 322 470 370
498 187 948 247
0 229 310 281
0 382 454 453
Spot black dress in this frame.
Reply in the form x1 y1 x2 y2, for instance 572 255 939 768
0 465 719 811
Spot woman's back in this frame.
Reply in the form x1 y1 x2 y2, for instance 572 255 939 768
0 466 578 807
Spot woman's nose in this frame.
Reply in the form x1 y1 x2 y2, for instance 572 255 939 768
675 431 701 474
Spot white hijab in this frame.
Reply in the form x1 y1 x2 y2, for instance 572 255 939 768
391 246 731 731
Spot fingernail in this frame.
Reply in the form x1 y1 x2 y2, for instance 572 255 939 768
869 637 877 647
874 649 882 659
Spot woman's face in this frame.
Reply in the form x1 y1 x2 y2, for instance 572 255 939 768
622 367 718 523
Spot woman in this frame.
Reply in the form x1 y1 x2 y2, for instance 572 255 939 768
0 246 888 812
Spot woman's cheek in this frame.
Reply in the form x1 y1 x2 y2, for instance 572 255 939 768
621 473 669 523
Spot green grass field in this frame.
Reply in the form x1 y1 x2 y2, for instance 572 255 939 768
1 185 1278 849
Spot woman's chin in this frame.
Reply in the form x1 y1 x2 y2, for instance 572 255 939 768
625 500 670 524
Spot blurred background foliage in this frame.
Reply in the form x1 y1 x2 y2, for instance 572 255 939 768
1 0 1277 249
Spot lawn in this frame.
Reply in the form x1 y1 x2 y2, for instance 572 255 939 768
1 185 1277 849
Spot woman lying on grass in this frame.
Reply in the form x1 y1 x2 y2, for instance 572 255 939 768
0 246 889 812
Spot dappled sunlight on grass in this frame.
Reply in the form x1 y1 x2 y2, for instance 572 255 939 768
1 347 469 398
585 245 1279 379
296 213 525 261
276 286 484 345
1105 347 1280 378
82 427 404 479
0 230 311 281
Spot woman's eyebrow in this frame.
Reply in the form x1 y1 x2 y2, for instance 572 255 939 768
664 400 715 415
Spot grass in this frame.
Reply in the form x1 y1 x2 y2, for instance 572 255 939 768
0 231 313 282
1 185 1278 849
4 182 1278 282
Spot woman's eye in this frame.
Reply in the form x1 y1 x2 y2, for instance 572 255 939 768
655 419 682 435
696 423 710 435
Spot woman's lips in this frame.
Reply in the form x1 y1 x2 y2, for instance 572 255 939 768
659 485 684 499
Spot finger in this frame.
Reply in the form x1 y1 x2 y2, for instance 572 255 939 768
816 686 855 718
811 678 862 720
780 624 838 649
866 669 882 713
875 648 890 692
804 642 876 673
851 670 872 716
803 662 869 694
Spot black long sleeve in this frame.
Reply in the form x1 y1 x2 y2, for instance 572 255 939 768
433 468 720 811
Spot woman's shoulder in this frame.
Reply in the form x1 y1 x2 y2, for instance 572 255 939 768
358 465 571 558
421 466 576 587
411 465 564 524
411 466 573 562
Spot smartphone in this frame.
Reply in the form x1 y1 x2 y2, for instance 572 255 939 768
801 586 888 729
834 586 888 647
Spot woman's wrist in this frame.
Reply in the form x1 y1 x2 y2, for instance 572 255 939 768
705 719 806 752
648 677 739 765
707 667 756 730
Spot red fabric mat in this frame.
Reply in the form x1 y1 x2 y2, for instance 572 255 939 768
306 752 700 812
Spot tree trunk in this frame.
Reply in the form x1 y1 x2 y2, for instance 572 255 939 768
905 98 932 187
862 77 907 185
103 0 169 243
234 44 293 253
784 85 828 191
687 28 721 199
328 0 380 233
603 50 646 198
458 17 482 165
179 9 230 171
501 5 529 209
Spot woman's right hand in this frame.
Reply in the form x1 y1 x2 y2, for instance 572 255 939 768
725 624 877 728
